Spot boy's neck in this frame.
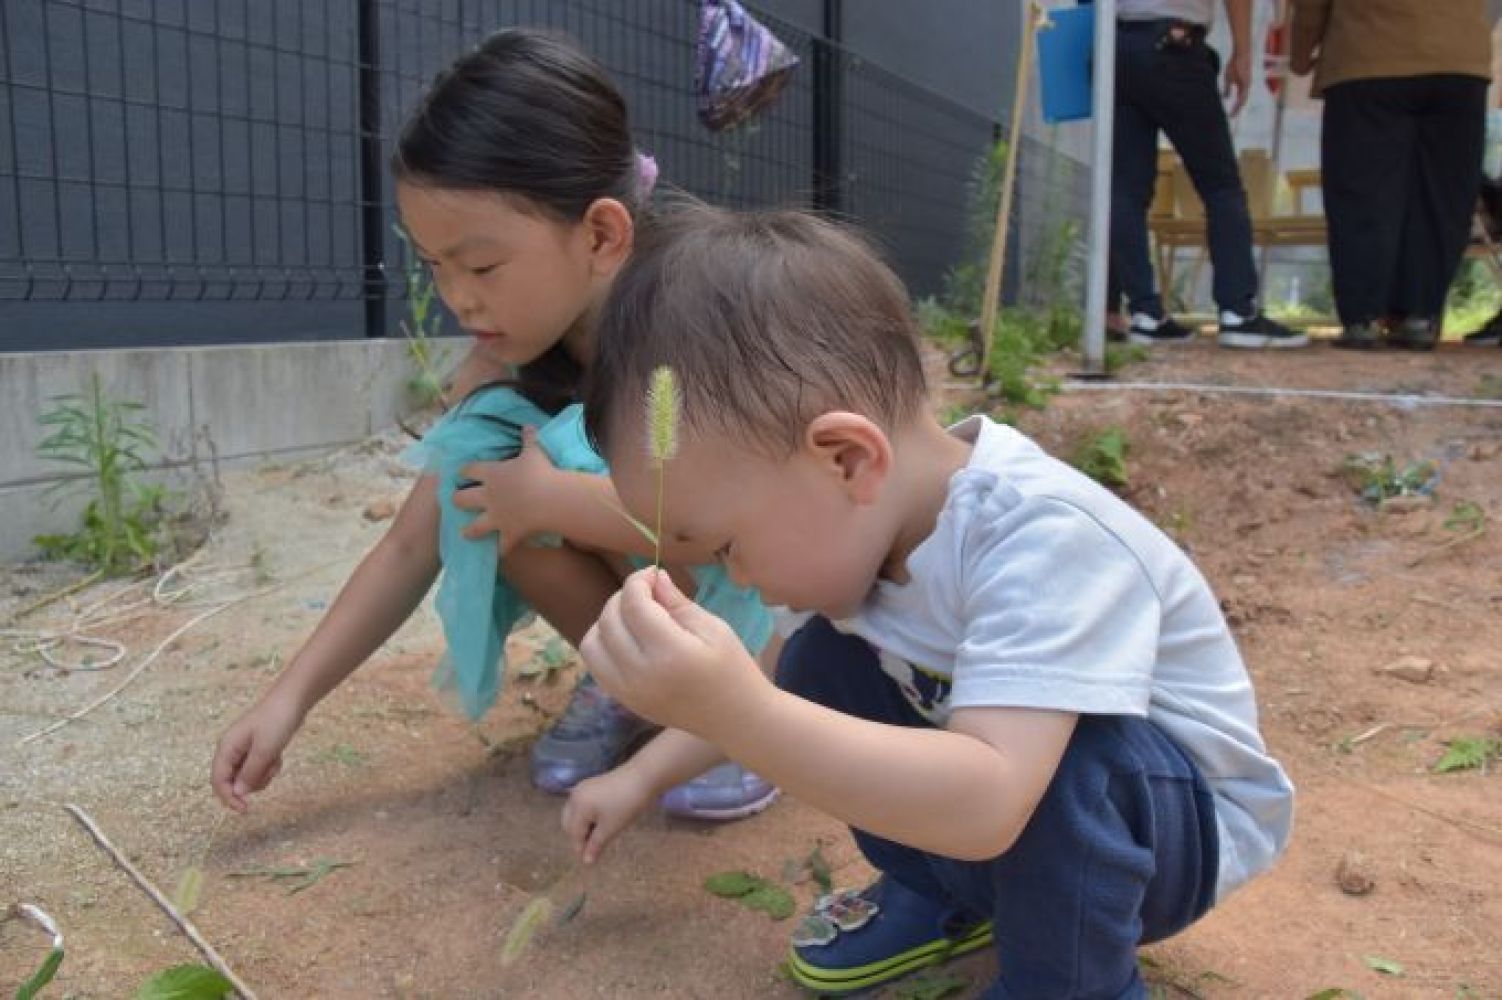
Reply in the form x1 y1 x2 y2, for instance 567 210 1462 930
880 416 974 584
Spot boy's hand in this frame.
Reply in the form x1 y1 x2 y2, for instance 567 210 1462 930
581 569 767 738
454 426 557 554
210 691 305 812
561 766 656 864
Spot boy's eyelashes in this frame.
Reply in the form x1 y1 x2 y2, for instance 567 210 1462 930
713 541 733 563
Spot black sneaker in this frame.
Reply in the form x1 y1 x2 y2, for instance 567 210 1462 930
1127 313 1195 345
1331 322 1383 350
1461 315 1501 347
1217 311 1309 349
1389 317 1438 352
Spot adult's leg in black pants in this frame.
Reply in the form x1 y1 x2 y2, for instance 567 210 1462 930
1389 75 1487 337
1142 43 1258 315
1110 33 1168 320
1321 79 1417 327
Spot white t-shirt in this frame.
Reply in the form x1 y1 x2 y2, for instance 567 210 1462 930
777 416 1293 902
1119 0 1216 27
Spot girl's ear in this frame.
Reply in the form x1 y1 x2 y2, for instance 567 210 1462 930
581 197 634 277
803 412 892 506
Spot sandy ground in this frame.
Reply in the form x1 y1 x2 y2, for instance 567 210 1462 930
3 339 1501 999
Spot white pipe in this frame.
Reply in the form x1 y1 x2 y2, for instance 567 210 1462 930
1061 379 1502 408
1081 0 1116 376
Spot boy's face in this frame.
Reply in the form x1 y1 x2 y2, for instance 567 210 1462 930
610 419 896 620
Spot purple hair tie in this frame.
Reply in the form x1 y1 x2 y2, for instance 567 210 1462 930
634 151 659 201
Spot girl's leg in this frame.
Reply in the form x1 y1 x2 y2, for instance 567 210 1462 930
503 543 655 793
507 543 776 817
501 541 619 649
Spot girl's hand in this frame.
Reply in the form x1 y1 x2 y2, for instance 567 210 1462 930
580 569 767 739
210 690 306 813
561 766 656 865
454 426 559 555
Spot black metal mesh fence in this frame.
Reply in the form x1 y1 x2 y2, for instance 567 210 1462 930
1 0 1007 348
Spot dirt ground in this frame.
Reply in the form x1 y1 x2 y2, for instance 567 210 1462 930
3 339 1501 999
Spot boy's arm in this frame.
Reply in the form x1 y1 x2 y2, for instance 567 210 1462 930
597 633 783 795
562 636 784 862
584 571 1078 861
729 693 1076 860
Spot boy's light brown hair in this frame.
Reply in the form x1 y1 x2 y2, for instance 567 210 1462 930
584 200 929 458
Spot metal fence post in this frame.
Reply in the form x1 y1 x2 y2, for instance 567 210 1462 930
812 0 844 216
357 0 388 338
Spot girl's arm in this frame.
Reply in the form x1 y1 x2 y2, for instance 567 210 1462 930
265 475 443 712
456 428 711 563
211 476 442 810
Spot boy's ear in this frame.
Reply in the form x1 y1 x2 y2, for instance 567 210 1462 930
804 412 892 505
581 198 634 276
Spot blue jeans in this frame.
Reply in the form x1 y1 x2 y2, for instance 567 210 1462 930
777 617 1219 999
1110 21 1257 318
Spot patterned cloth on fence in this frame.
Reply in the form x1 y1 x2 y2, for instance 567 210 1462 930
403 385 773 719
695 0 800 132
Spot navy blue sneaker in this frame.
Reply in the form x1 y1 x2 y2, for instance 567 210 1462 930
786 876 992 995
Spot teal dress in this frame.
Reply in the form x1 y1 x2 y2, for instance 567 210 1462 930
403 385 772 720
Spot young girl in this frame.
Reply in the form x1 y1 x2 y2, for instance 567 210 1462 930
210 29 777 822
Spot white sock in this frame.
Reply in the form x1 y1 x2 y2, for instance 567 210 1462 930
1130 312 1161 331
1221 309 1255 325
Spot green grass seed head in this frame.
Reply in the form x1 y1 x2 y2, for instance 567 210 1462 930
647 366 681 468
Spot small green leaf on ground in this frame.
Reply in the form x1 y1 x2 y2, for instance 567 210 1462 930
16 947 64 1000
1073 426 1130 489
135 963 233 1000
893 970 970 999
1432 736 1502 774
500 896 553 967
317 743 364 767
517 636 572 681
227 858 356 894
1444 500 1486 533
1362 955 1404 976
704 871 764 897
1305 989 1363 1000
173 866 204 914
702 870 795 920
806 842 834 895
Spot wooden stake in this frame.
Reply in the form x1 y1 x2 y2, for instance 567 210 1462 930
978 2 1047 383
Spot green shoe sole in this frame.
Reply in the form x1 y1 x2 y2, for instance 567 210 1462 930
786 920 993 995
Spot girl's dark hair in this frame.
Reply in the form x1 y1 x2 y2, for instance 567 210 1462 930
584 200 928 459
393 28 640 414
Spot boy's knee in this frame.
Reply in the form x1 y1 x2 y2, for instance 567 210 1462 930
774 617 867 703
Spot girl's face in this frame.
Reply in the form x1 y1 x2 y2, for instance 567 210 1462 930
395 183 631 368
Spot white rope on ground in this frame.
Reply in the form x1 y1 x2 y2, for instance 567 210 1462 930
14 554 352 746
1058 380 1502 408
2 555 245 675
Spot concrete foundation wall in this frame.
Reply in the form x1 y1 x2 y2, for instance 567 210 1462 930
0 339 427 560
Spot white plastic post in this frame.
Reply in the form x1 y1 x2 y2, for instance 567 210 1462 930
1080 0 1117 377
